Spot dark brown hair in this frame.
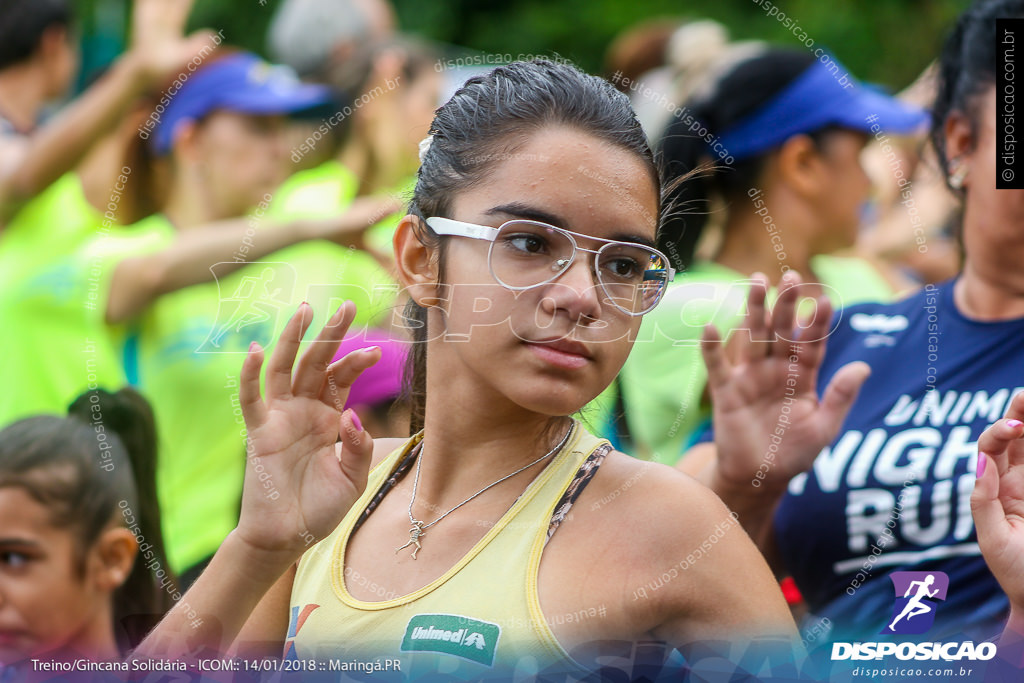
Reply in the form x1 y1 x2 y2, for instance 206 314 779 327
0 387 174 652
401 59 662 434
931 0 1024 187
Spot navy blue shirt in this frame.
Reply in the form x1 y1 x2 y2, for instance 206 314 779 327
774 279 1022 641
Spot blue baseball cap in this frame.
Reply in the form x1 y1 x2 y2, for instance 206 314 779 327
151 52 333 155
717 55 927 161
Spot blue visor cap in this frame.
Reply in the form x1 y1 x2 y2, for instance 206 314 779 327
717 56 928 161
151 52 333 155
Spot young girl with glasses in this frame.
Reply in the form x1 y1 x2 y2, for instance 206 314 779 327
135 59 799 679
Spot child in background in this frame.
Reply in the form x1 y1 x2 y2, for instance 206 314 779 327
0 388 171 671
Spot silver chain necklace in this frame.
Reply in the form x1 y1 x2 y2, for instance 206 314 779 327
394 420 575 559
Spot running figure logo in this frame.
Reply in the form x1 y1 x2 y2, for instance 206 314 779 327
882 571 949 635
200 263 295 352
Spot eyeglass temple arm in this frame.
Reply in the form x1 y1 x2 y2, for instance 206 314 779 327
425 217 499 241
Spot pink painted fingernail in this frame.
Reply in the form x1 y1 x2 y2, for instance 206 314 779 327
977 452 988 477
363 346 380 353
350 411 363 433
1008 420 1022 429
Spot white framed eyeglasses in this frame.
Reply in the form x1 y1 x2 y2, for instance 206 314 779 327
425 217 675 316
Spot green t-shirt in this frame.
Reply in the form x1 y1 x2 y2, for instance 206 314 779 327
130 205 397 573
270 160 401 319
617 256 894 465
269 159 359 220
0 173 127 426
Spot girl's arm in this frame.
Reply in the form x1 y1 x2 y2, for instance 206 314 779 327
132 301 380 659
230 562 297 659
104 197 398 324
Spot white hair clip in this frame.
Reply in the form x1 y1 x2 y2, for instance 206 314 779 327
418 134 434 163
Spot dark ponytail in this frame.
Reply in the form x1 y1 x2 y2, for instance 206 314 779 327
0 387 173 653
401 59 660 434
931 0 1024 185
659 49 833 269
67 388 175 646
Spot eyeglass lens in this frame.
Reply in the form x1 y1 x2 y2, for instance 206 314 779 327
488 221 669 314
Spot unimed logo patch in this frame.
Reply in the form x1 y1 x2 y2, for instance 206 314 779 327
400 614 501 666
883 571 949 635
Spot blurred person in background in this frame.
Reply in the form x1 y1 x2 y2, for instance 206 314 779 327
604 16 682 94
0 0 77 139
266 0 396 176
580 19 764 443
0 0 219 426
0 54 393 432
324 36 441 202
858 63 962 285
268 0 396 82
0 388 171 671
269 31 442 268
72 49 396 588
0 0 212 227
691 0 1024 647
614 48 925 464
608 18 764 147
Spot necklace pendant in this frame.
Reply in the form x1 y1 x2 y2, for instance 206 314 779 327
395 519 426 559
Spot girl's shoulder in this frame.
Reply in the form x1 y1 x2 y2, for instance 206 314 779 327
582 450 740 542
546 449 756 632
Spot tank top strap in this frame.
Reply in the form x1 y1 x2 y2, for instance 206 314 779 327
352 422 611 540
546 440 613 542
350 432 424 535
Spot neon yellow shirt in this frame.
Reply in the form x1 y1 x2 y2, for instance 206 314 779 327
0 173 124 426
618 256 894 465
269 160 359 220
270 160 400 317
288 422 608 678
106 213 396 572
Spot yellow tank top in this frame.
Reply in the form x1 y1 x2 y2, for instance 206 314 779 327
287 421 610 679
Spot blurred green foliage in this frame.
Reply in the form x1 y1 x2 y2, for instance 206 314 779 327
77 0 972 89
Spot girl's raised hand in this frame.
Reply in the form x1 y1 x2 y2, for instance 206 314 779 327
972 391 1024 618
701 271 871 494
233 301 381 563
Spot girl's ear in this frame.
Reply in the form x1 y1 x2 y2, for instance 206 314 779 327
775 133 825 199
393 215 443 307
170 119 202 163
943 109 974 187
943 109 974 161
90 527 138 593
